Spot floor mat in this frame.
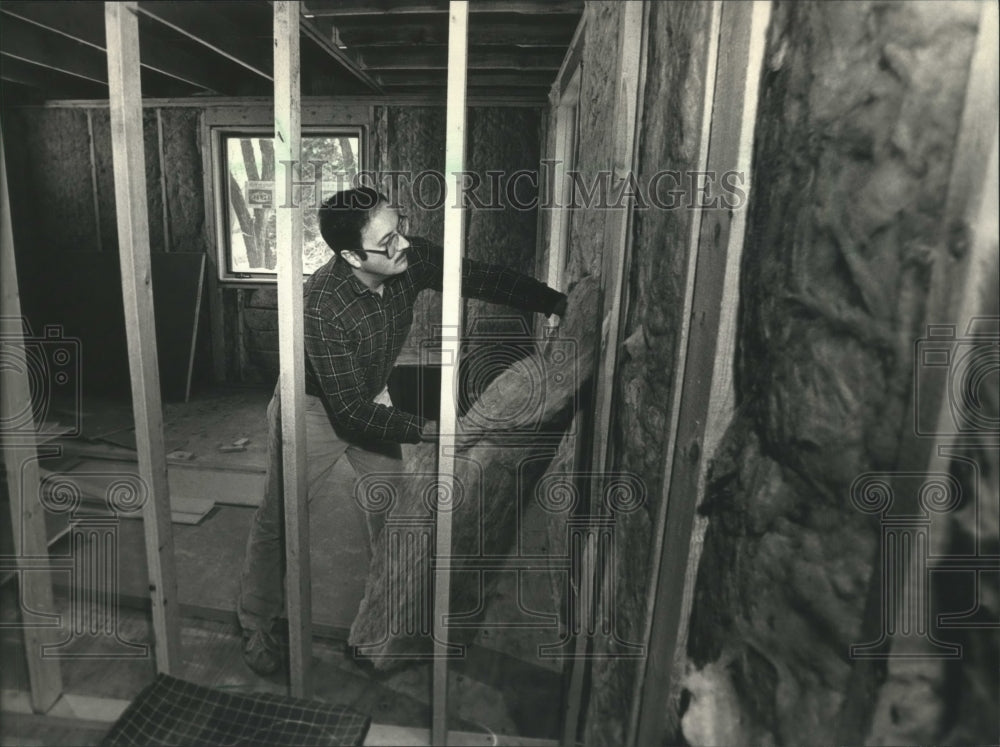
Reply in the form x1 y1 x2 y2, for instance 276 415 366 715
100 674 370 746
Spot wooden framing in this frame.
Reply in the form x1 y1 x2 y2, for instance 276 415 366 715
357 46 564 74
0 0 233 95
299 15 383 94
156 109 171 251
303 1 583 17
560 3 649 745
431 4 469 743
835 4 1000 741
1 14 109 86
273 0 312 699
374 70 554 89
198 108 228 384
631 3 772 744
21 93 549 109
330 17 575 48
104 0 180 673
543 66 580 296
924 0 1000 388
4 3 992 743
549 8 587 104
0 117 64 715
135 1 273 83
86 109 103 252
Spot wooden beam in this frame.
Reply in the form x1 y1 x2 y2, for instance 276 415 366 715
104 0 181 674
342 85 547 101
0 114 64 716
543 67 580 295
13 92 549 108
299 13 384 93
433 3 469 745
0 14 109 85
560 3 648 746
198 111 228 384
155 109 170 251
928 0 1000 356
357 46 564 70
0 1 233 93
87 110 103 252
333 13 576 47
632 3 778 745
136 0 273 82
273 0 312 699
0 56 108 99
550 6 586 103
0 1 111 51
304 0 583 16
376 69 552 87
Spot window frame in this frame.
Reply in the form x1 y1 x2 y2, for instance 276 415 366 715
210 124 366 284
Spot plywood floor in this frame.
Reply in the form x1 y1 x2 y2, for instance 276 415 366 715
2 387 563 745
1 585 558 745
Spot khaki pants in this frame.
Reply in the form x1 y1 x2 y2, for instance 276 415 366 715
237 387 402 633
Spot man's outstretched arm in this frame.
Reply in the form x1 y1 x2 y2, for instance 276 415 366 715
407 237 567 316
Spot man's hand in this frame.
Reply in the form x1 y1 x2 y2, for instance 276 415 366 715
547 293 568 319
420 419 439 442
420 420 479 450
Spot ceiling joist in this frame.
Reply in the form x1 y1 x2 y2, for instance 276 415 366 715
376 69 554 88
357 46 565 71
0 13 109 85
1 0 582 102
329 14 577 47
135 0 274 81
0 55 108 99
303 0 583 17
0 1 236 94
299 15 384 94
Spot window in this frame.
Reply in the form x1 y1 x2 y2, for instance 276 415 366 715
212 127 363 282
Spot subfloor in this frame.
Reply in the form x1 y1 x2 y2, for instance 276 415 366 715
0 586 559 745
0 387 563 745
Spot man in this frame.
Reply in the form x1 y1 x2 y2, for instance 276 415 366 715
238 187 567 675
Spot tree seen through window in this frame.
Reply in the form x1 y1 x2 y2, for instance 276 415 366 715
225 134 359 275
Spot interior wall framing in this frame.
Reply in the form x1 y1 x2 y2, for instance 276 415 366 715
1 97 544 389
683 2 998 745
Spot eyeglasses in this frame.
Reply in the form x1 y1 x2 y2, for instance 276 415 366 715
366 215 409 259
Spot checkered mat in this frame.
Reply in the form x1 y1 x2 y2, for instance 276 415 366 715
100 674 370 746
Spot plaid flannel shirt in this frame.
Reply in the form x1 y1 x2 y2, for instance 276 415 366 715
303 236 566 444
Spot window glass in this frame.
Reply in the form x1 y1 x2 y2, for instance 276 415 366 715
222 133 360 277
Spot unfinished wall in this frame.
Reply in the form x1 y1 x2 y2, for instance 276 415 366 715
6 101 540 390
4 109 97 254
682 2 995 745
4 104 211 396
563 3 620 284
240 105 543 382
160 108 209 254
576 2 717 744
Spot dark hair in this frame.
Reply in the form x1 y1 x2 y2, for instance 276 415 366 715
318 187 388 260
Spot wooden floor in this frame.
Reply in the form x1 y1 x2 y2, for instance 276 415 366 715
1 387 564 746
1 584 560 745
